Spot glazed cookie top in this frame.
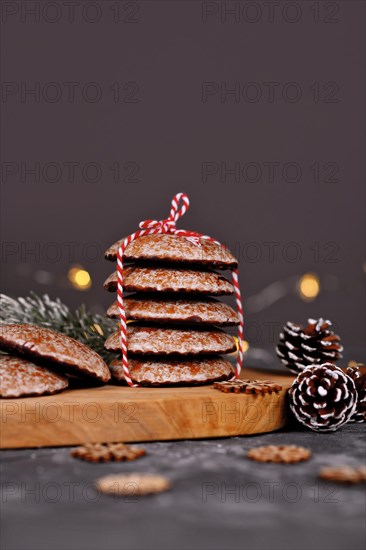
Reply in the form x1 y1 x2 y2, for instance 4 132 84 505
0 355 69 398
104 325 237 356
0 324 111 383
103 266 234 295
105 234 238 269
107 295 239 326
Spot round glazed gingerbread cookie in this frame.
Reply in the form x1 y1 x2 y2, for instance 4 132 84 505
104 325 237 355
0 355 69 398
107 295 239 326
0 324 111 383
105 234 238 269
103 266 234 295
109 356 234 386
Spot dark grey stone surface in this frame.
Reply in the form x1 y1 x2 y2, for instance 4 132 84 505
1 424 365 550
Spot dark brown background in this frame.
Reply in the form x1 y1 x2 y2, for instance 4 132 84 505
1 0 365 358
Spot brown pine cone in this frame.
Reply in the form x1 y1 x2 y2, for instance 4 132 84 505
346 363 366 423
288 363 357 432
276 318 343 374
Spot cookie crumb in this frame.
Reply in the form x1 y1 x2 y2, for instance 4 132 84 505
319 466 366 484
214 379 282 394
96 473 171 496
71 442 146 463
247 444 311 463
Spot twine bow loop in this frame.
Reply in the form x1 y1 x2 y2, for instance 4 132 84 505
138 193 191 235
139 218 176 232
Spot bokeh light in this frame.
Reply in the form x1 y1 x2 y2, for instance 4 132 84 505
298 273 320 302
241 340 250 353
68 266 92 291
232 337 249 354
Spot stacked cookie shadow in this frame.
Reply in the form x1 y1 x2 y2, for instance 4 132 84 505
103 234 240 386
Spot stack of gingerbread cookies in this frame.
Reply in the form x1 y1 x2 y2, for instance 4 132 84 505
103 234 239 386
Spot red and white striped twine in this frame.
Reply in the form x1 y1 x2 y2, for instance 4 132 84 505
117 192 244 387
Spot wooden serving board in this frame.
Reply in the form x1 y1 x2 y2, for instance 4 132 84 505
0 369 294 449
